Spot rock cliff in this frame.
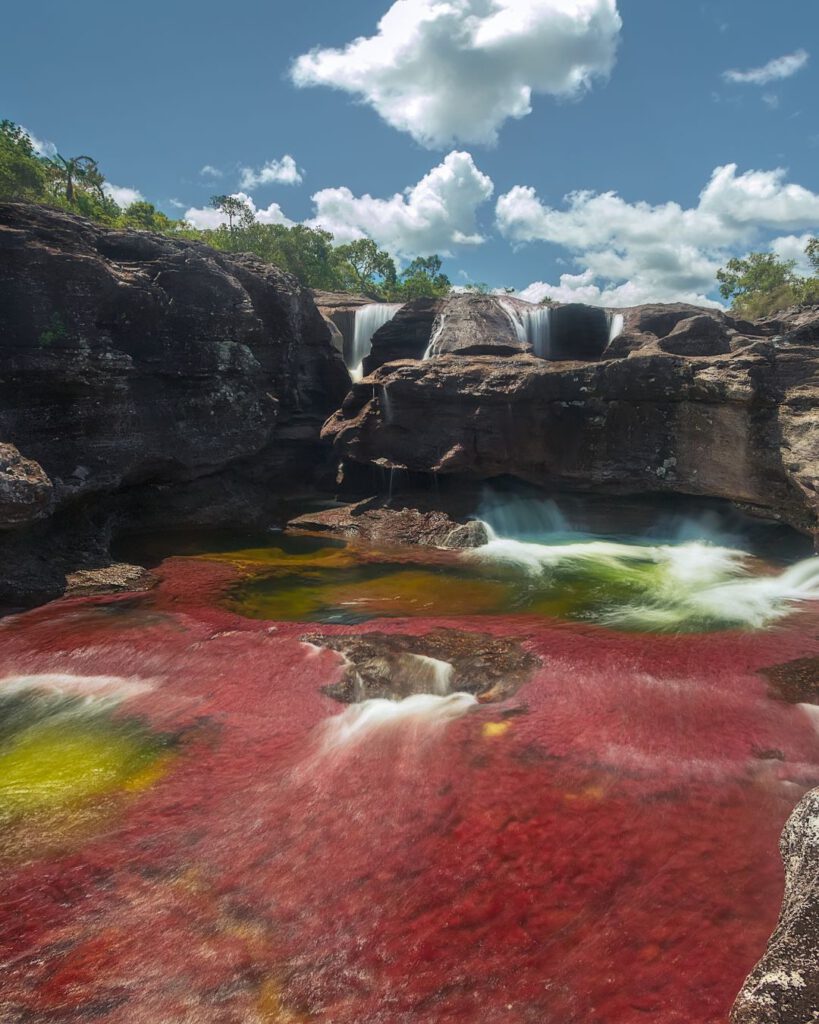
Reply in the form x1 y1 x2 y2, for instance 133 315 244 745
0 202 350 604
323 301 819 540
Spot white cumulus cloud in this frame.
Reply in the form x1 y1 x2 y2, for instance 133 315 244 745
184 192 295 229
239 155 303 189
499 164 819 306
22 128 57 159
199 164 223 178
723 49 809 86
291 0 622 146
103 183 145 208
307 150 494 257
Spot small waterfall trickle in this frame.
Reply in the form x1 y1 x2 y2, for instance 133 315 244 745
422 313 447 360
607 312 625 345
349 304 403 381
501 300 553 358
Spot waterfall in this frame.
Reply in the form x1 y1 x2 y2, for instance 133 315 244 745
422 313 447 360
501 300 553 358
607 312 625 345
349 304 403 381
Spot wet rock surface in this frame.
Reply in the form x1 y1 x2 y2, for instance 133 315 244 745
732 788 819 1023
303 628 540 703
287 498 489 549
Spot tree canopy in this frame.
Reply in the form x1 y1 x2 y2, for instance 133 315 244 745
717 247 819 318
0 118 454 300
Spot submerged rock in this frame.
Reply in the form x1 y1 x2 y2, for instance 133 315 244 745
732 788 819 1023
287 499 489 549
303 628 540 703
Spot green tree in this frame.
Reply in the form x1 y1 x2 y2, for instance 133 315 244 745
210 194 253 231
807 237 819 273
47 153 104 205
716 251 803 318
118 200 179 232
393 255 452 300
0 120 47 200
335 238 397 296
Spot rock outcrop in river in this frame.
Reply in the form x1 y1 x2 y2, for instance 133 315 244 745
324 301 819 542
0 202 350 604
732 784 819 1022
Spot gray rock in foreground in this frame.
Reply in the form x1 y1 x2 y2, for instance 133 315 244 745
733 788 819 1023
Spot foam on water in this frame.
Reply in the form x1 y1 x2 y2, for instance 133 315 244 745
0 673 154 709
317 692 477 753
468 534 819 631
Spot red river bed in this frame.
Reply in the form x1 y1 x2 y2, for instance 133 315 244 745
2 549 819 1023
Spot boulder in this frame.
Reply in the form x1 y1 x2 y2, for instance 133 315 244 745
425 293 532 358
0 443 52 529
288 498 490 549
732 788 819 1023
658 314 732 356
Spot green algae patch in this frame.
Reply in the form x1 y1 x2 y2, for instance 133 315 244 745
0 690 174 820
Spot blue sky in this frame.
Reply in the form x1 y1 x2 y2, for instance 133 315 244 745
4 0 819 304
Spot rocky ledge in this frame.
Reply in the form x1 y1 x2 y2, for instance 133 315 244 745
0 202 350 605
324 301 819 541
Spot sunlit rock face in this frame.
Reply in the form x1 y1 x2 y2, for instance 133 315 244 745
323 303 819 542
732 787 819 1023
0 202 350 604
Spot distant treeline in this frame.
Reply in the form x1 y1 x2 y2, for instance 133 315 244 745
0 119 451 300
2 119 818 314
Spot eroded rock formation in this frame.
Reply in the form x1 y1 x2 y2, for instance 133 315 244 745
0 202 350 603
323 303 819 540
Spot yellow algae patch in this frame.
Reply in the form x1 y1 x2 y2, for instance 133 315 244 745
200 545 356 574
228 568 512 622
564 785 606 804
0 719 170 817
482 721 513 739
257 978 307 1023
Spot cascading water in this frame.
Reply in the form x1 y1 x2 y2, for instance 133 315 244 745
608 312 625 344
349 303 403 381
501 299 553 357
422 312 447 359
